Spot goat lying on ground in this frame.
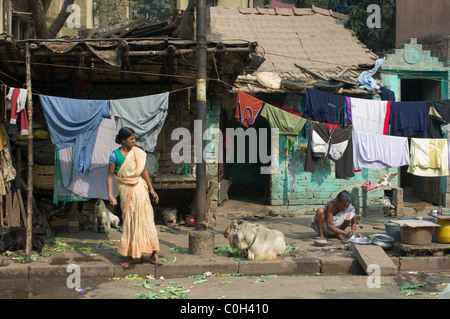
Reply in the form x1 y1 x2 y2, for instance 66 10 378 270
224 219 286 261
0 229 44 254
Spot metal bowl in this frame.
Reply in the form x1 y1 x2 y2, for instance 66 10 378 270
371 234 395 250
348 237 371 245
313 238 328 247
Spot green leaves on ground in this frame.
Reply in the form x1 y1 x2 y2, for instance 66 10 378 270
399 284 424 296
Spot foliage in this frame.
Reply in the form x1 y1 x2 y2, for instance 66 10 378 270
399 283 424 296
131 0 172 23
303 0 396 52
284 244 298 254
134 280 189 299
96 0 130 26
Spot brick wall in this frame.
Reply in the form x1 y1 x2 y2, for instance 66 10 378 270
157 92 220 178
270 135 399 215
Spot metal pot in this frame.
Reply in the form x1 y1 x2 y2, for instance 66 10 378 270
348 237 371 245
371 234 395 250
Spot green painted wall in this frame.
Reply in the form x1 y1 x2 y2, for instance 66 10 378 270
210 93 400 214
270 134 398 214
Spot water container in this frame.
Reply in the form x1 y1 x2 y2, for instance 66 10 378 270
435 219 450 243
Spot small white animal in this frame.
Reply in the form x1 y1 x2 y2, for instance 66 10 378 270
94 199 120 233
379 172 397 187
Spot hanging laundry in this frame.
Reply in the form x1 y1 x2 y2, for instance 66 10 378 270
408 138 449 177
259 102 307 148
221 93 237 120
235 90 264 128
354 131 410 169
347 97 391 134
427 100 450 138
54 118 119 203
110 92 169 153
6 87 29 135
389 101 427 137
278 104 302 118
303 88 347 128
348 97 391 171
39 95 110 174
379 86 396 102
305 122 354 179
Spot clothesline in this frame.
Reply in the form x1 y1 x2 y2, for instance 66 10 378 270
0 80 197 98
236 88 450 137
236 88 450 180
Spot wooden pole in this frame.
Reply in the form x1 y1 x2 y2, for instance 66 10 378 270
24 42 34 263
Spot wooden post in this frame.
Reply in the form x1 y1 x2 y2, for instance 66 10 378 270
24 42 34 263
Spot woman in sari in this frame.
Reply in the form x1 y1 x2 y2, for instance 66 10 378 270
107 127 163 268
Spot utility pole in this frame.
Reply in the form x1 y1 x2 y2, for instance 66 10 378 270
195 0 207 228
189 0 215 255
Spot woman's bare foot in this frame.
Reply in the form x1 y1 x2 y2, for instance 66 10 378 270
151 252 164 265
120 257 134 269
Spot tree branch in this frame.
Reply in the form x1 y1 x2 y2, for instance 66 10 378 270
27 0 48 39
48 0 75 38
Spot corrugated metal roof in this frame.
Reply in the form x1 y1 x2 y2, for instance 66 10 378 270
209 6 379 92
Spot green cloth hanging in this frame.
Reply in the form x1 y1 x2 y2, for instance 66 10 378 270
260 103 307 149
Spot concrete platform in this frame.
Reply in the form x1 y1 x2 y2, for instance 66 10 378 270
0 203 449 280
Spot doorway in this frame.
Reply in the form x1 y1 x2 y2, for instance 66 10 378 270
220 111 271 205
400 77 446 206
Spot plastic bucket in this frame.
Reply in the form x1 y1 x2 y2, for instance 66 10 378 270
384 222 401 242
435 220 450 243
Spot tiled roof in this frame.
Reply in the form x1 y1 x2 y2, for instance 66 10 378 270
209 6 379 93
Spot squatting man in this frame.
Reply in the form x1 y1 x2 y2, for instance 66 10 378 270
309 190 357 240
